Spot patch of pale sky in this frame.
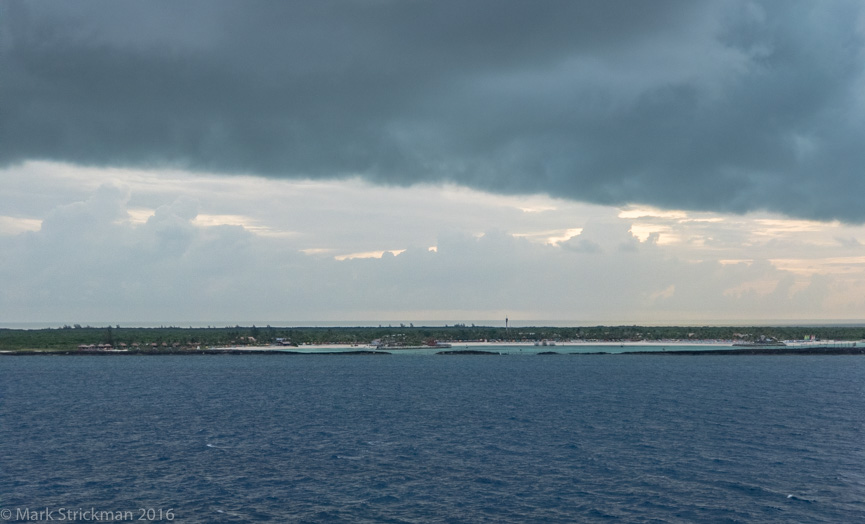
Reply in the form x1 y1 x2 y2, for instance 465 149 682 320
649 284 676 301
512 228 583 246
723 279 783 299
680 217 725 223
126 208 155 224
4 162 865 322
334 250 407 261
629 223 672 244
770 256 865 276
436 183 568 215
192 213 257 228
752 218 836 235
191 213 300 238
618 207 689 220
6 162 864 261
299 248 333 256
519 205 559 214
0 216 42 235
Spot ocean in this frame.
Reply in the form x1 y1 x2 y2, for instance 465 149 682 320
1 354 863 522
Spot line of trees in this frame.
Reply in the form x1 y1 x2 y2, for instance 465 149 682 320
2 324 864 351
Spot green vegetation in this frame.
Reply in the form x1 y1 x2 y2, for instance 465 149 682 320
1 324 863 352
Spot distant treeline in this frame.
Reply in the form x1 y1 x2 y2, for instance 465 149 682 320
2 324 864 351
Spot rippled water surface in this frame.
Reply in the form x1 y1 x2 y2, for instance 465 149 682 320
2 355 864 522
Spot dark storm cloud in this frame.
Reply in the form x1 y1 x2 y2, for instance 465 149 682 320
3 1 864 220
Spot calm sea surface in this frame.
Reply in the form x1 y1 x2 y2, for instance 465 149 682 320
1 354 863 522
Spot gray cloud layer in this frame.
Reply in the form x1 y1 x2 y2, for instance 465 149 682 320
3 1 865 220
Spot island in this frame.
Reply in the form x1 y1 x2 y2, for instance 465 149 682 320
1 324 863 355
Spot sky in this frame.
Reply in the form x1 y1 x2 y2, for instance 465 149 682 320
2 0 865 326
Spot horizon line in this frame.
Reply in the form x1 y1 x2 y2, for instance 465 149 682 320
3 319 865 330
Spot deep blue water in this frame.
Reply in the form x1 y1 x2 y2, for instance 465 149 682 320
1 355 863 523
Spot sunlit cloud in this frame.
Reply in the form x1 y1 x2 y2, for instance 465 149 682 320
752 218 836 236
519 204 559 213
300 248 335 256
770 256 865 276
0 216 42 235
190 213 295 237
629 224 672 243
681 217 725 224
334 249 407 261
127 208 155 224
546 228 583 246
513 228 582 245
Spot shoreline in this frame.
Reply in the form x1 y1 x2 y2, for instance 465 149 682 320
5 325 860 353
615 345 865 356
0 349 392 356
3 344 862 356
